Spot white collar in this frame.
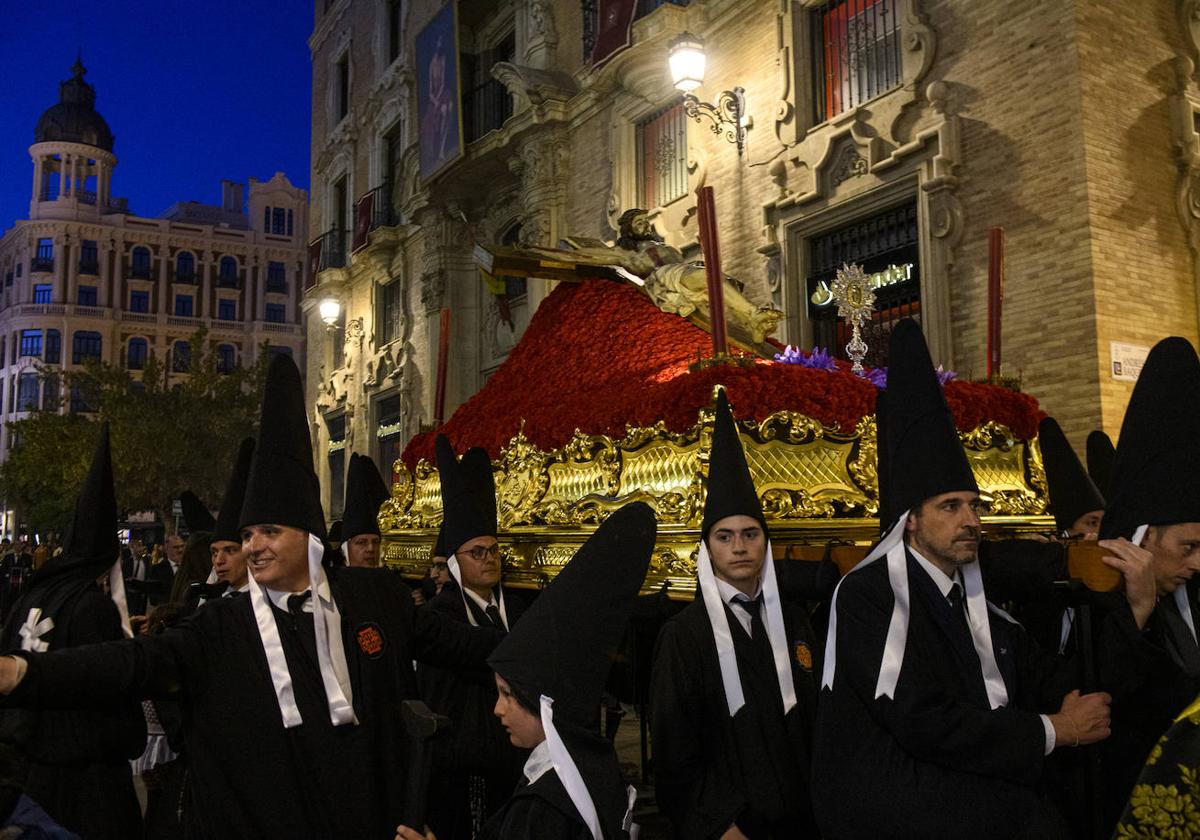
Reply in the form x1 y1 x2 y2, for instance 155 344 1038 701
461 585 497 612
523 739 553 785
907 544 959 599
714 575 762 605
265 570 333 612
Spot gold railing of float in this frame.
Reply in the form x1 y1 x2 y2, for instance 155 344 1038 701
379 408 1051 599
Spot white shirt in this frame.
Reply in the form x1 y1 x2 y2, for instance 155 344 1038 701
462 586 506 630
523 739 553 785
909 547 1056 755
265 571 355 709
715 576 763 637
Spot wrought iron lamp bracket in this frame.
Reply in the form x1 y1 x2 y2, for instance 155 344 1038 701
683 87 746 156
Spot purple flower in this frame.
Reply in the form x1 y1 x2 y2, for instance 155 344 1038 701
936 365 957 386
773 345 839 371
865 367 888 389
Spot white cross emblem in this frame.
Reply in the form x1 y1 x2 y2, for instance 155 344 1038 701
18 608 54 653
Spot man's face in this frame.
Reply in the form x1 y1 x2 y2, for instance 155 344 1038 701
1069 510 1104 538
707 514 766 595
346 534 381 568
210 540 248 590
906 491 983 571
1144 523 1200 594
241 524 310 592
130 538 144 555
430 557 451 587
165 535 185 565
455 536 501 595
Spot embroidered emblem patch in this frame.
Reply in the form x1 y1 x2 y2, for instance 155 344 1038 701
794 641 813 671
356 623 384 658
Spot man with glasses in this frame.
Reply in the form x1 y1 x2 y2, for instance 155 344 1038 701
418 437 527 839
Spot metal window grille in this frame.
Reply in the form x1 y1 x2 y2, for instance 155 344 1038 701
807 202 920 367
637 101 688 209
811 0 902 123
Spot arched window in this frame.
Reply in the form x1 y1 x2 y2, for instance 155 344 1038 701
216 343 236 374
127 338 148 370
131 246 152 279
176 251 195 282
218 256 238 287
172 340 191 372
71 331 102 365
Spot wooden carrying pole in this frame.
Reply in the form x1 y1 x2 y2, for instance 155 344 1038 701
696 186 729 357
987 227 1004 380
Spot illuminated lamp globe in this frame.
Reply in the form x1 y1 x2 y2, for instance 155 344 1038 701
319 298 341 328
668 32 706 93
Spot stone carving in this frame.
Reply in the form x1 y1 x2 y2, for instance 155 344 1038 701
830 145 869 187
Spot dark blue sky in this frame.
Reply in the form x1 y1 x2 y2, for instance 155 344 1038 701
0 1 313 230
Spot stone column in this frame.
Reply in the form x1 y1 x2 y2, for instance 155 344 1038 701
100 238 113 309
30 156 43 204
511 130 569 310
54 233 68 302
66 232 80 306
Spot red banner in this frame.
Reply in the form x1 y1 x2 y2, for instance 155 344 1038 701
352 192 374 252
307 238 323 289
592 0 638 68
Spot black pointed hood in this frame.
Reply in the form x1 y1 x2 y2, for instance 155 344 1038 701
701 389 765 540
239 354 326 538
342 454 390 541
874 388 895 531
1039 417 1105 533
179 490 216 534
26 423 119 589
432 523 447 558
879 319 976 524
213 438 255 544
1101 337 1200 539
488 501 656 721
460 447 497 534
1086 430 1115 498
436 435 495 556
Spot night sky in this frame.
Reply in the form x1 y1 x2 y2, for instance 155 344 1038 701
0 1 313 233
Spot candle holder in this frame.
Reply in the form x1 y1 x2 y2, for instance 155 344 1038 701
831 263 876 375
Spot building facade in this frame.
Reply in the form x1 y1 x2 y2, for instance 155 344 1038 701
306 0 1200 518
0 60 308 525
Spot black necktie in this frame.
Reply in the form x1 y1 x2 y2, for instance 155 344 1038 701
947 582 971 632
485 604 504 629
734 595 773 664
288 591 312 617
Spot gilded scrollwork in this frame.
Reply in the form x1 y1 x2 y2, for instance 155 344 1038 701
381 403 1051 595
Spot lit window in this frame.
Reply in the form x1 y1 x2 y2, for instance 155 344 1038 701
33 284 52 304
19 331 41 358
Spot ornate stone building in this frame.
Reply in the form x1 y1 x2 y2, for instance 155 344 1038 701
306 0 1200 517
0 60 308 528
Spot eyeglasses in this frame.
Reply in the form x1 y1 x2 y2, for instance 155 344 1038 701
431 562 449 572
460 545 500 562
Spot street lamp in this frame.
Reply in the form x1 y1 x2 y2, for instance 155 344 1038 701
319 297 341 330
667 32 747 156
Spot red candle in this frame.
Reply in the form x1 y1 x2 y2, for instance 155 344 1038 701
434 307 451 425
696 186 728 356
987 227 1004 380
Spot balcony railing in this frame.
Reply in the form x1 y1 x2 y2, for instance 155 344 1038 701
217 275 241 289
31 257 54 273
583 0 688 59
307 229 346 288
463 78 512 144
174 270 198 285
128 267 152 281
265 280 288 294
352 184 400 251
78 259 99 275
76 190 97 205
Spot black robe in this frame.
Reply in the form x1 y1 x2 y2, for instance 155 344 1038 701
3 567 502 840
477 768 596 840
812 549 1150 840
418 584 528 838
649 588 819 839
0 585 144 840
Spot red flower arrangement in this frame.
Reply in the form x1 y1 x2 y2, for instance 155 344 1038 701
402 280 1045 467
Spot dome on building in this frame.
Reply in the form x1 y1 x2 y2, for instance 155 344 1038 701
34 58 114 152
